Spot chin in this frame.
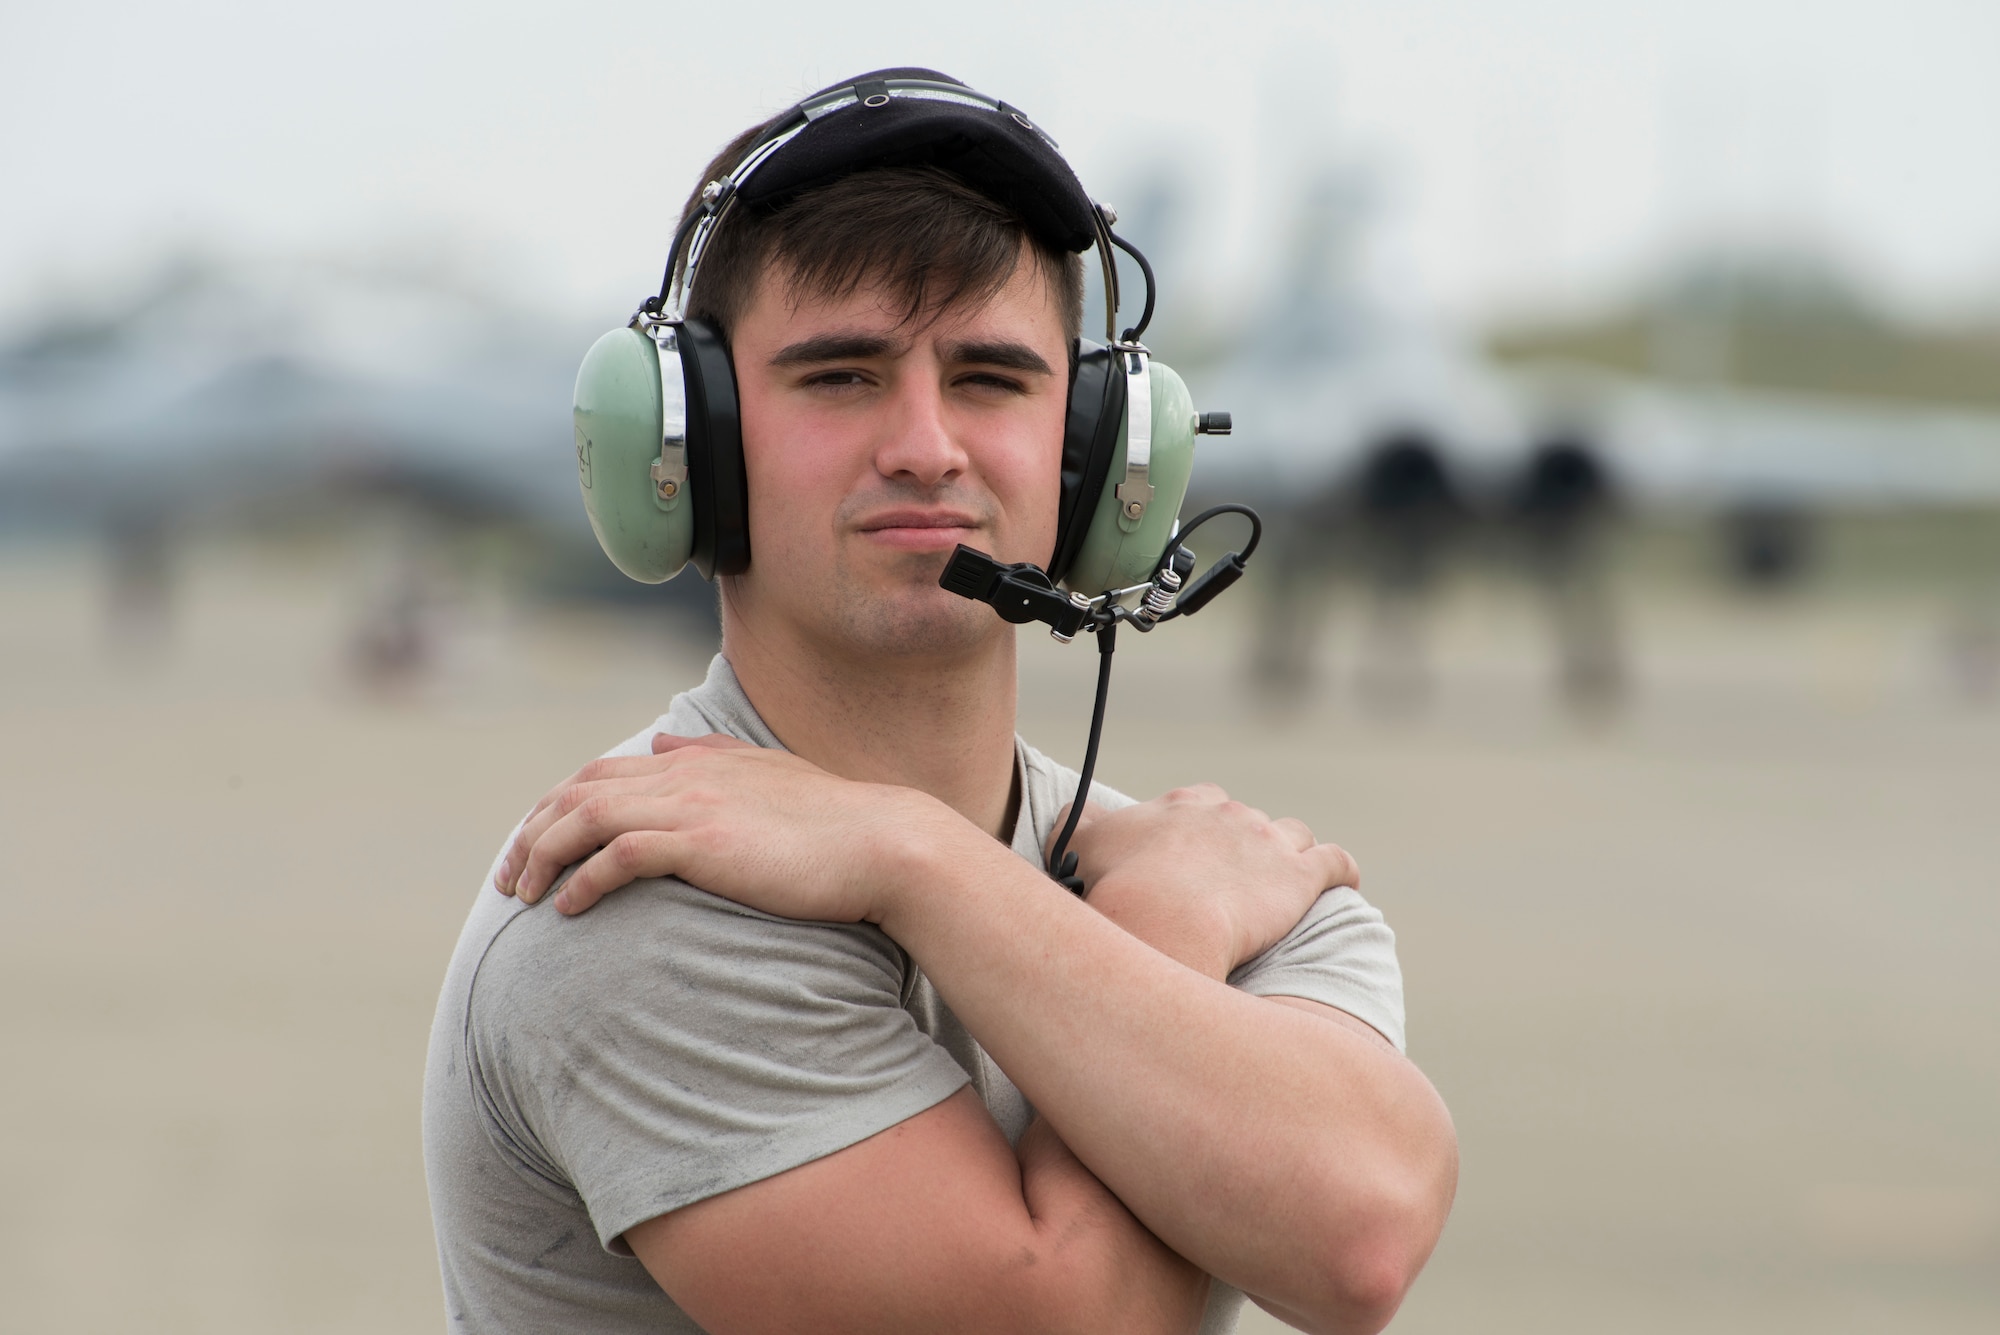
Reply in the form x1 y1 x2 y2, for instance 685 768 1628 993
826 580 1000 661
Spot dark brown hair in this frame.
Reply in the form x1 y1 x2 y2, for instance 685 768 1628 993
673 128 1085 345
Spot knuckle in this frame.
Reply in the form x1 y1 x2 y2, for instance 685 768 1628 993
576 794 617 826
1328 843 1360 881
605 832 647 872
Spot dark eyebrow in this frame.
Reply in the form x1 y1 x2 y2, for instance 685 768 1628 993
945 339 1054 376
768 332 902 367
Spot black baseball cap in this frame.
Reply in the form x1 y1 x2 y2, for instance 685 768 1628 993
729 67 1101 255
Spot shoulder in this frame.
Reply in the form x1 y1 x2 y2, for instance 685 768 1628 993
470 878 911 1052
1229 887 1408 1053
1012 736 1139 863
1017 736 1138 815
462 879 969 1240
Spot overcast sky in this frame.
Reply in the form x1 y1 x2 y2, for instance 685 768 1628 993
3 0 1997 331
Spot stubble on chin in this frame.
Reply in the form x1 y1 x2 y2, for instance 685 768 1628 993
821 548 1000 660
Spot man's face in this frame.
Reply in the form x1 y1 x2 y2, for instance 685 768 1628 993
723 247 1071 661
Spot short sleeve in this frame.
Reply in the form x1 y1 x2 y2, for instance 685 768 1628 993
464 878 972 1253
1227 887 1408 1053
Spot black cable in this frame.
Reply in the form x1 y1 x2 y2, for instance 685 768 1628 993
1148 503 1264 625
1108 230 1157 344
648 207 708 314
1151 504 1263 580
1047 619 1117 894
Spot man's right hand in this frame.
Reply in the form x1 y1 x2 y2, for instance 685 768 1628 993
1050 785 1360 980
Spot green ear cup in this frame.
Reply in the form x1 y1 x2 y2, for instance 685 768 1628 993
572 326 695 583
1063 359 1197 595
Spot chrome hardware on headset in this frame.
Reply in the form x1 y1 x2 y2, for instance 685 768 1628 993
1113 344 1154 521
640 322 688 505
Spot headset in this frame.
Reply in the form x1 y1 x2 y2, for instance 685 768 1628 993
570 68 1261 890
571 67 1234 595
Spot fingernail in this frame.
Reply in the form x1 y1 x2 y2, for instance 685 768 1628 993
497 857 512 886
553 890 572 914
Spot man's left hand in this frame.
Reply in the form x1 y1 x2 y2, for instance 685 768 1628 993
1050 785 1359 981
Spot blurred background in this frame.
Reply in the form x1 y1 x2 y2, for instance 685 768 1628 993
2 1 1996 1331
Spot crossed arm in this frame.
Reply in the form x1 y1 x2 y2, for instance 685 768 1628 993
497 739 1458 1334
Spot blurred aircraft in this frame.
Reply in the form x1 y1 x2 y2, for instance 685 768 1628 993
0 253 715 681
6 201 1997 706
1146 165 2000 712
1156 165 1622 709
0 255 575 528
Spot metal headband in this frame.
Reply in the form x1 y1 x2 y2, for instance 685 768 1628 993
634 79 1158 518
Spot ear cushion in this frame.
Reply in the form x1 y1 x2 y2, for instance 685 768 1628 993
1048 339 1127 583
680 317 751 578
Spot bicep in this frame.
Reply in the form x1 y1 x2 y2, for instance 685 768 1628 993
1266 995 1400 1053
627 1088 1057 1335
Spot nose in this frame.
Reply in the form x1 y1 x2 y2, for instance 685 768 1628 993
873 371 968 489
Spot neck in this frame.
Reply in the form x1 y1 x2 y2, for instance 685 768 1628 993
717 603 1021 841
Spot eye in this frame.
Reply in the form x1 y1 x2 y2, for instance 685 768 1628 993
957 371 1027 395
801 369 872 393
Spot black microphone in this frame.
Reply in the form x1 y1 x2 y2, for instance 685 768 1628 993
939 545 1090 641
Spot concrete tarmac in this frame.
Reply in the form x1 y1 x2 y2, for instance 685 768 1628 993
2 543 1994 1333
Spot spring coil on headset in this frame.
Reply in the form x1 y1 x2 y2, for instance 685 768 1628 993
1130 563 1183 630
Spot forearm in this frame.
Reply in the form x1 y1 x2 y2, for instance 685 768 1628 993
1013 1117 1211 1335
633 1090 1205 1335
879 838 1455 1334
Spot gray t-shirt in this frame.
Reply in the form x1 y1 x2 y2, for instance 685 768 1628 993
423 655 1405 1334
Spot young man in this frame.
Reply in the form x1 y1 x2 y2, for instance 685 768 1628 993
423 72 1456 1335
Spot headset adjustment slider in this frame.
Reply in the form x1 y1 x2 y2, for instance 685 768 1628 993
1112 344 1154 522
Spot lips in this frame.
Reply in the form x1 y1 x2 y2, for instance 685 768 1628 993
857 509 983 551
